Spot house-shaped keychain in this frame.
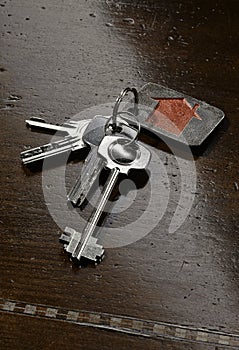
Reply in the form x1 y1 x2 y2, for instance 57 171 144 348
133 83 224 147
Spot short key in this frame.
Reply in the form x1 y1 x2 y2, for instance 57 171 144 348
67 115 108 206
68 116 138 207
60 135 151 263
20 118 91 165
21 115 116 166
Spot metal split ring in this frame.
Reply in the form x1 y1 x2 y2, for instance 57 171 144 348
114 110 141 145
112 87 139 129
105 87 140 144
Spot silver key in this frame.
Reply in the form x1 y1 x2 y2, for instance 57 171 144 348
60 135 151 263
68 115 109 206
68 116 139 207
21 118 90 165
21 134 87 165
21 115 118 166
21 115 112 165
25 117 85 136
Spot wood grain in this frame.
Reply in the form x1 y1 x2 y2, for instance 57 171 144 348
0 0 239 349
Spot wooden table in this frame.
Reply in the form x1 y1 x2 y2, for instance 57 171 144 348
1 0 238 349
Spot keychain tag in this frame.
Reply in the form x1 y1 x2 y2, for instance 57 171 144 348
133 83 225 146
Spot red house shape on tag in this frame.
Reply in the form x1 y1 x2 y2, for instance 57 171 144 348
146 98 202 136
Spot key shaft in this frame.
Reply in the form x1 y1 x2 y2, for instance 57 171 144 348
72 167 119 259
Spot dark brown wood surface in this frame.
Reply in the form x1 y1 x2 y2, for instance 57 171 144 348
0 0 239 349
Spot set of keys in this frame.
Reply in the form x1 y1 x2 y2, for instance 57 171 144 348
21 88 151 264
21 83 225 266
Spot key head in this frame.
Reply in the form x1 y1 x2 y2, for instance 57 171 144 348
82 115 108 148
98 135 151 175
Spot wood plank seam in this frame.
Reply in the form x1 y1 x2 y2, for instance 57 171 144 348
0 298 239 348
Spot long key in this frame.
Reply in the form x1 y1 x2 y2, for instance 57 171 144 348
60 135 151 263
68 117 139 207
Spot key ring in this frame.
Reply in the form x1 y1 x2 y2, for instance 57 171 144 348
111 87 139 131
105 109 141 144
105 87 140 140
114 110 141 145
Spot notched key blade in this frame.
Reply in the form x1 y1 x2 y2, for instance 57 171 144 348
20 121 90 166
21 136 85 165
68 150 105 207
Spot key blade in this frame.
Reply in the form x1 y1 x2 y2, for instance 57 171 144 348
26 118 90 136
21 136 86 165
68 149 105 206
21 120 90 165
68 116 112 206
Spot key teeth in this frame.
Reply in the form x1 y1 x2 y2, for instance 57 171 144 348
59 233 70 244
67 192 81 207
81 242 104 263
20 135 86 166
60 227 104 265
